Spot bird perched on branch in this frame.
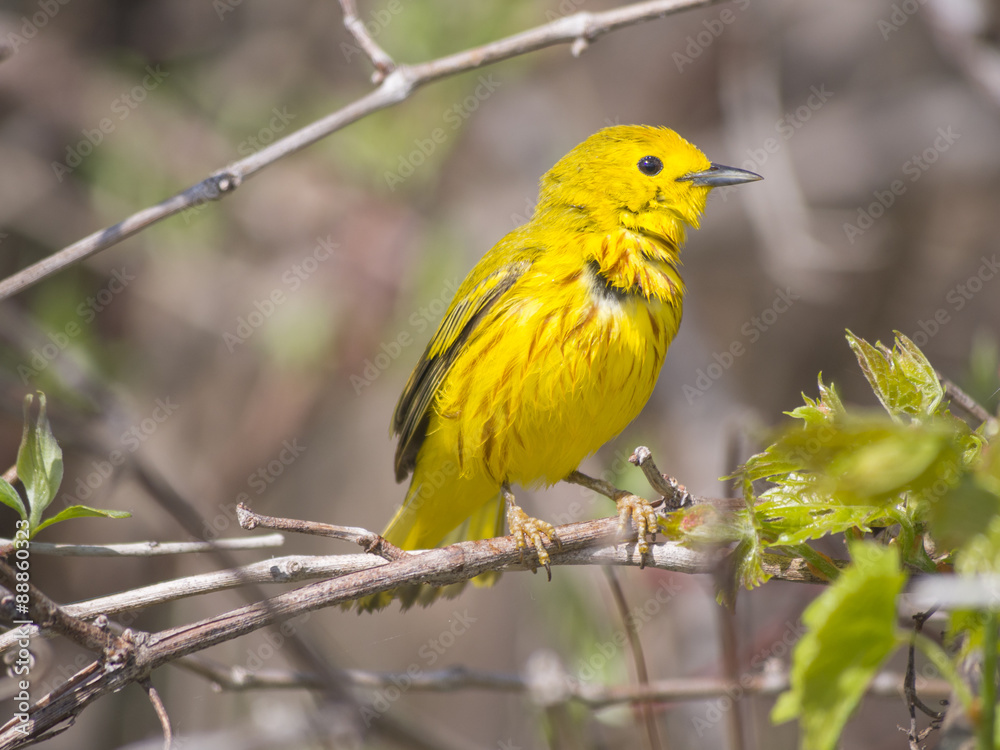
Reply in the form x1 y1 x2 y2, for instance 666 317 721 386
361 125 760 610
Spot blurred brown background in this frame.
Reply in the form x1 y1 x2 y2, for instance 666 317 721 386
1 0 999 748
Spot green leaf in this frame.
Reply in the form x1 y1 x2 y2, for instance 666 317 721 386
32 505 132 537
755 501 887 546
925 474 1000 552
766 417 964 507
772 541 906 750
786 376 846 426
0 477 26 520
17 393 64 533
846 330 943 421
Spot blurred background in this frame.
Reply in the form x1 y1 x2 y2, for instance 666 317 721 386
1 0 999 747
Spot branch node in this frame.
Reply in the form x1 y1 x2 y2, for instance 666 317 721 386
212 171 241 195
629 446 694 510
236 503 258 531
339 0 397 84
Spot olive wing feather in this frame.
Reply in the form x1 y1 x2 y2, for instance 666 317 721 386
392 258 532 481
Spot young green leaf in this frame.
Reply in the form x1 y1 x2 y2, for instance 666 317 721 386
17 393 64 533
846 331 943 420
32 505 132 536
0 477 26 520
771 541 906 750
786 376 846 426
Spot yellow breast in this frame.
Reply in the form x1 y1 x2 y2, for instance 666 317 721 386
431 230 682 487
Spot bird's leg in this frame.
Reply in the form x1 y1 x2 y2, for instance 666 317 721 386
503 482 559 580
614 491 659 564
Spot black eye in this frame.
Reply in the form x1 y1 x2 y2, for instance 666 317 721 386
637 155 663 176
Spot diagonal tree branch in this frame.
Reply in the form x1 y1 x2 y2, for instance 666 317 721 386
0 0 721 302
0 512 837 748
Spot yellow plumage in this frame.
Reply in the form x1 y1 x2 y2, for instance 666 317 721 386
365 126 760 609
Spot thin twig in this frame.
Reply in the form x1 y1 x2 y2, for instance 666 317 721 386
629 447 747 511
338 0 396 83
237 503 404 560
0 534 285 557
715 605 746 750
979 611 998 750
0 558 128 659
1 466 16 485
0 552 382 653
630 446 694 509
937 372 995 425
564 469 628 500
904 609 944 750
0 0 721 302
175 654 954 706
603 568 662 750
140 679 173 750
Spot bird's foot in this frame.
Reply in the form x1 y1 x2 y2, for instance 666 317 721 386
504 489 559 580
615 493 659 564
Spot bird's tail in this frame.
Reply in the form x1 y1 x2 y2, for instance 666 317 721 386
353 457 504 612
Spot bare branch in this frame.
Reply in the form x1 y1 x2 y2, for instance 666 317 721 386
630 446 696 508
237 503 404 560
140 679 173 750
603 568 661 750
0 0 721 301
0 533 285 557
338 0 396 83
0 551 382 653
564 470 627 500
937 371 995 426
176 654 954 707
0 558 127 659
0 511 839 747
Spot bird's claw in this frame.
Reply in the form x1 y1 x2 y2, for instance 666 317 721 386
615 493 659 565
507 504 559 580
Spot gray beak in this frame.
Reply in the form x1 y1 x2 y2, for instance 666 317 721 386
678 163 762 188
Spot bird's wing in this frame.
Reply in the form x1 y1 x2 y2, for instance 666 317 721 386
392 256 533 482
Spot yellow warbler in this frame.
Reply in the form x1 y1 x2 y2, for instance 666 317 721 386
366 125 760 610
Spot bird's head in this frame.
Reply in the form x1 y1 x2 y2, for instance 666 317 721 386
537 125 760 240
